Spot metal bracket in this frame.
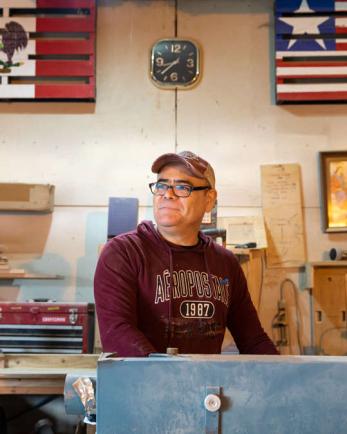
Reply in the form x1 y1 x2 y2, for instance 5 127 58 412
204 386 221 434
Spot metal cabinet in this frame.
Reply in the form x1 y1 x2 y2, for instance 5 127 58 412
96 354 347 434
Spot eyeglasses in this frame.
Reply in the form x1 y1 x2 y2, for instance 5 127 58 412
149 182 210 198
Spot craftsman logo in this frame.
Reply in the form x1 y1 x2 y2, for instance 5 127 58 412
41 316 66 323
180 301 215 318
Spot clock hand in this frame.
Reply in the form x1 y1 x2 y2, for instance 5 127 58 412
161 61 177 67
161 57 180 75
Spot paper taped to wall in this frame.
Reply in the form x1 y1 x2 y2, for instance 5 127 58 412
261 164 306 268
217 216 268 248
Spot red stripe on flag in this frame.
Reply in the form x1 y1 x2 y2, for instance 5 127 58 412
276 75 347 80
36 60 94 76
335 27 347 34
277 91 347 101
276 60 347 67
35 84 94 99
36 39 94 55
36 17 95 33
37 0 94 7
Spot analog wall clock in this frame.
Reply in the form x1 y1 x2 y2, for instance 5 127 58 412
150 39 200 89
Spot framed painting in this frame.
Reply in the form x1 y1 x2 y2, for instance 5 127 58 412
320 151 347 232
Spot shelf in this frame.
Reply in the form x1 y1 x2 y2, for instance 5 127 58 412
229 247 265 256
0 272 63 280
309 261 347 268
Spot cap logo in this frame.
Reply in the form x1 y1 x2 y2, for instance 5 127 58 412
180 151 208 173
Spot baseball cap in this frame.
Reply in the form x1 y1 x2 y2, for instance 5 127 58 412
151 150 215 189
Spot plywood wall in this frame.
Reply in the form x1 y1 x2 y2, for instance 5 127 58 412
1 0 347 354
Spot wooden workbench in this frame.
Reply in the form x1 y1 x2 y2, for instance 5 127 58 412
0 353 98 395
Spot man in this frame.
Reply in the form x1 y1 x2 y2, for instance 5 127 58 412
94 150 278 356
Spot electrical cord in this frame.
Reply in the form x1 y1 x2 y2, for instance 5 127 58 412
280 278 304 354
271 278 303 354
257 254 265 311
271 304 288 351
271 311 281 346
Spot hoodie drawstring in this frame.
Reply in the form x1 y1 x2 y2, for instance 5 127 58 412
167 249 174 348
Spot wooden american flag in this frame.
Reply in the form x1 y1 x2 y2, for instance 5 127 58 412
275 0 347 103
0 0 95 101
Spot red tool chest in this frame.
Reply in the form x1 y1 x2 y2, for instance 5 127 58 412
0 302 95 353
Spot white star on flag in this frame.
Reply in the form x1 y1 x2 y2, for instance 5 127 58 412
279 0 330 49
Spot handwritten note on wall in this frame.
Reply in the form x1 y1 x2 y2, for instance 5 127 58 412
261 164 306 268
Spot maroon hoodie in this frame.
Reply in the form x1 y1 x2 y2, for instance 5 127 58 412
94 220 278 356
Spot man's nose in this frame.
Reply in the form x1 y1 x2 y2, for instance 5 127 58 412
163 185 176 199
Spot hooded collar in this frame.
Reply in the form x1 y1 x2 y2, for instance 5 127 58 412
137 220 211 252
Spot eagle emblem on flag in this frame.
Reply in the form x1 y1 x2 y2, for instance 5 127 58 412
0 21 28 73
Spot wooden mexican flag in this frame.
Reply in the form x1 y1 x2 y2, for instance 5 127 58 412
0 0 96 101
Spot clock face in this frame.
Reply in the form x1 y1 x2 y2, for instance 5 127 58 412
150 39 200 88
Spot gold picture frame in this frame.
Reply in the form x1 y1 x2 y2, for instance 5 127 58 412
320 151 347 232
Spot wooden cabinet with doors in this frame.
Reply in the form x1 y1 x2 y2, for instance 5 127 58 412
308 262 347 355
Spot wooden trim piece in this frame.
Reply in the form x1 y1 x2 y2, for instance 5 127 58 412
0 373 65 395
3 353 98 369
0 354 98 395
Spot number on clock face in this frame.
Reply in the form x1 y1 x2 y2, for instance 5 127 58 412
151 39 199 88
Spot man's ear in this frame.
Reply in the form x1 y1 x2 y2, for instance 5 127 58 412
205 189 217 212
